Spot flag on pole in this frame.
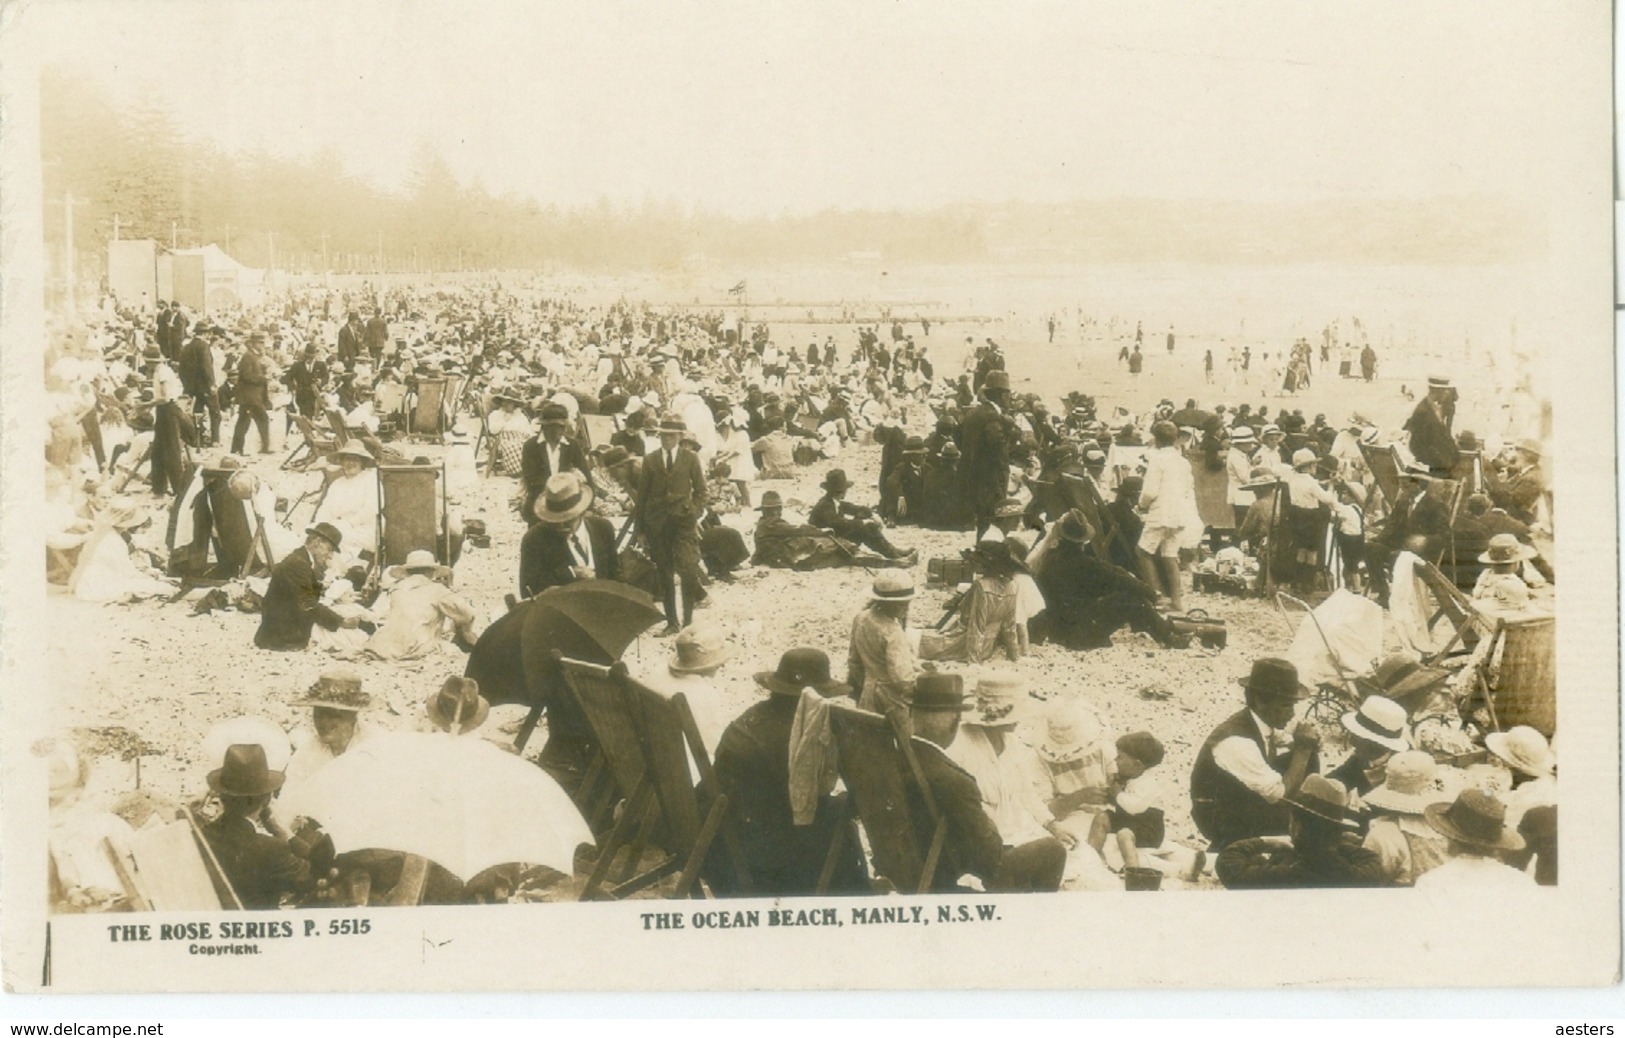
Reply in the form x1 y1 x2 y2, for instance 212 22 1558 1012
728 280 746 296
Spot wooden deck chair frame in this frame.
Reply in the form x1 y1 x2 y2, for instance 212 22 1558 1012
283 413 340 470
1058 471 1131 564
110 808 244 912
375 462 450 568
1411 557 1494 660
824 703 947 896
1359 443 1404 512
409 376 450 441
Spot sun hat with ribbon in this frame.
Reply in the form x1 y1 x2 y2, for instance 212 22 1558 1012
1340 695 1411 754
868 570 916 603
1485 725 1556 779
298 668 371 713
1037 702 1102 765
331 443 375 466
1361 751 1446 815
1478 533 1537 565
965 672 1029 728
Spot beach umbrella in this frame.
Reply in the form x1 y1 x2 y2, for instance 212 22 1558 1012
295 731 592 881
1170 406 1214 430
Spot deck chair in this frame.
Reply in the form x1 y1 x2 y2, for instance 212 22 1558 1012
325 408 354 446
1411 558 1495 658
283 414 340 470
376 462 448 567
167 466 256 580
1058 471 1132 566
578 413 619 452
112 808 243 911
570 663 746 900
1359 443 1403 510
557 657 649 838
409 377 450 440
826 702 946 895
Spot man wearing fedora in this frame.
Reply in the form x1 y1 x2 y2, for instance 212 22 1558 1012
635 414 708 635
518 472 619 599
810 468 915 563
958 369 1016 538
230 333 274 455
201 743 328 910
1189 658 1323 850
362 549 478 662
1365 463 1450 606
1485 437 1546 526
907 674 1066 893
177 323 220 447
1216 775 1384 888
521 402 592 525
709 648 868 896
1026 509 1181 650
255 523 360 651
1414 787 1534 889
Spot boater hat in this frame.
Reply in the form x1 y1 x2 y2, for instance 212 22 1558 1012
658 414 688 435
425 676 489 734
869 570 916 603
1340 695 1410 753
532 471 595 524
207 743 285 798
1285 775 1357 828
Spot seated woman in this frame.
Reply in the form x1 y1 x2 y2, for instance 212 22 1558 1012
919 539 1025 663
312 443 381 563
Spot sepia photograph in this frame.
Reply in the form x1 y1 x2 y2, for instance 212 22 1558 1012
0 0 1615 996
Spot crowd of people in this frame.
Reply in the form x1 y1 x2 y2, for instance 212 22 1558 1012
43 275 1557 909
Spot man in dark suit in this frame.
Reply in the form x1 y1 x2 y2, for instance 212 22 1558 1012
284 345 328 418
336 312 365 371
255 523 359 651
809 468 914 562
956 370 1014 538
1366 465 1451 606
1189 658 1322 851
200 744 325 910
161 302 188 362
908 674 1066 893
710 648 868 895
363 310 390 364
520 403 591 525
150 381 198 497
177 324 219 446
1402 375 1460 475
635 415 707 636
518 472 619 598
230 334 273 455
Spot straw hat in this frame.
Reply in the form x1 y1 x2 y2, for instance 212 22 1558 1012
1424 788 1525 851
657 414 688 435
868 570 916 603
1285 775 1356 828
1229 427 1257 445
669 624 734 675
387 548 452 582
1478 533 1536 565
1362 751 1445 815
299 668 371 712
1291 448 1318 470
1371 654 1450 705
332 443 374 466
1240 466 1281 492
1340 696 1411 754
532 471 594 524
1485 725 1556 778
965 672 1028 728
425 676 489 734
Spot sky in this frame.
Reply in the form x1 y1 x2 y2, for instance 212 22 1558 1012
20 0 1594 217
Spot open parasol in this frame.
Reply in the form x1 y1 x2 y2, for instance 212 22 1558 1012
294 731 592 881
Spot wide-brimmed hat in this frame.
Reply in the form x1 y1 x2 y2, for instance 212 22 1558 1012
965 672 1028 728
1362 751 1446 815
1238 658 1309 700
207 743 285 799
594 445 634 470
869 570 916 603
425 676 489 734
331 443 375 466
755 490 785 512
1424 788 1525 851
669 624 735 675
1479 533 1536 565
1286 774 1356 827
901 435 927 455
1259 424 1283 440
491 387 525 406
822 469 852 493
1290 448 1317 471
1055 511 1096 544
305 522 344 550
1426 375 1453 390
1037 703 1101 764
1240 467 1280 492
983 371 1011 392
912 672 967 713
299 667 371 712
533 471 595 524
1371 653 1450 705
658 414 688 435
1485 725 1556 778
1229 427 1257 445
753 648 849 698
1341 695 1411 753
538 403 571 427
387 548 452 582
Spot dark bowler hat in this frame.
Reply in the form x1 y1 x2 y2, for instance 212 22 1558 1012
1237 657 1309 700
207 743 285 798
753 648 849 698
912 673 967 713
822 469 852 493
305 522 343 550
755 490 784 512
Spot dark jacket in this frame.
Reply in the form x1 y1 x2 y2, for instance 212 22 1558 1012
517 514 619 598
520 436 592 521
957 401 1011 515
1402 398 1459 473
177 336 215 397
711 695 865 895
1190 709 1319 849
634 447 706 538
255 548 345 650
911 737 1003 891
809 493 873 540
235 350 271 410
336 322 364 369
1216 833 1385 889
201 814 314 909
